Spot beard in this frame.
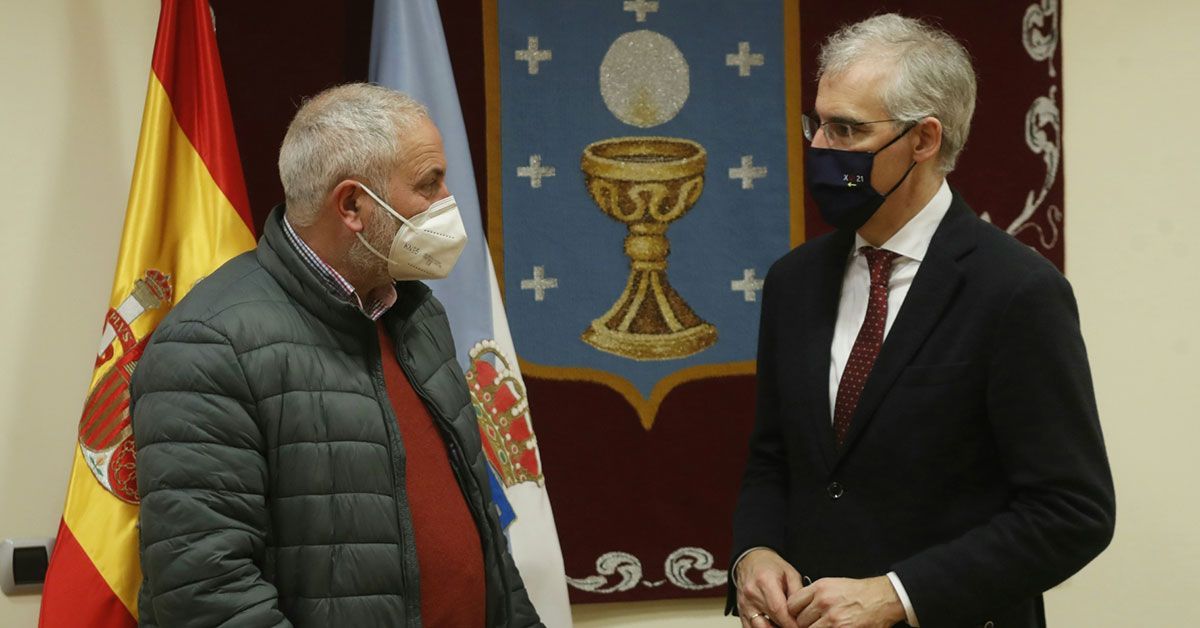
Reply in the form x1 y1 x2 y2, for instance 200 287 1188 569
347 206 400 287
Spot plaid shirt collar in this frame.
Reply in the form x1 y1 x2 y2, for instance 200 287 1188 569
281 217 397 321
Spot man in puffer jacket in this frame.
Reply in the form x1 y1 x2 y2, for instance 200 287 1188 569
131 83 544 627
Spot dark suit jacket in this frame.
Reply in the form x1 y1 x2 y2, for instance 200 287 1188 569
729 192 1115 627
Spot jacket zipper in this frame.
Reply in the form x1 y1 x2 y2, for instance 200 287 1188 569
366 332 424 628
391 326 513 626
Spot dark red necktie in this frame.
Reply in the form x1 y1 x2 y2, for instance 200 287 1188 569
833 247 900 447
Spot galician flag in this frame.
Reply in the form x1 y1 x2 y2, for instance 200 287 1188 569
370 1 573 625
38 1 256 625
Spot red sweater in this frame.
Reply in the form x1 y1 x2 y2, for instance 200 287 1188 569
378 323 485 627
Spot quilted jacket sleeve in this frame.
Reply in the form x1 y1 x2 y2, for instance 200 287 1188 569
498 528 543 627
131 319 291 628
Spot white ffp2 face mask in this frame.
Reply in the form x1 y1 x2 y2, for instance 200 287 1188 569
354 182 468 281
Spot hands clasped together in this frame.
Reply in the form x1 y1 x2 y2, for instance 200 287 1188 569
735 549 907 628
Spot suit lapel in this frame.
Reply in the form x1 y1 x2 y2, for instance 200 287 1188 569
802 230 853 472
834 195 978 463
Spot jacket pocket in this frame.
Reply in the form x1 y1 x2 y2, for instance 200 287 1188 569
896 362 981 387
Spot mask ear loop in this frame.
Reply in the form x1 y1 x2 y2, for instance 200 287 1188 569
355 232 392 263
354 182 416 228
882 160 918 198
352 182 410 264
872 120 921 198
870 119 919 155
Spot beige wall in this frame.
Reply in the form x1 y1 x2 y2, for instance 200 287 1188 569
1 1 1197 626
0 0 159 624
1047 0 1200 623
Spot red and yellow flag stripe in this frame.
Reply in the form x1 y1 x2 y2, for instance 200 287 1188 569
39 2 255 625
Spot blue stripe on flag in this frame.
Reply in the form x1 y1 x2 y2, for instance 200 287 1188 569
487 464 518 530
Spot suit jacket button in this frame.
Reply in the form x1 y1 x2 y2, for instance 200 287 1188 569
826 481 844 499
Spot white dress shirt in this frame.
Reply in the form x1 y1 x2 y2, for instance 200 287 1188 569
733 181 952 626
828 179 952 415
827 179 952 627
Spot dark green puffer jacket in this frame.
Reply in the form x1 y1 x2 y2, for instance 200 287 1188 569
131 208 542 627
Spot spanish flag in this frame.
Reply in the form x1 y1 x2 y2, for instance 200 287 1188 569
38 1 255 625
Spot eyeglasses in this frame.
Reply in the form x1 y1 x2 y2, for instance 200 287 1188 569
801 112 911 146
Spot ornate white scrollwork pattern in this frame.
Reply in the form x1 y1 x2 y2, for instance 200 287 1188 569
566 547 729 592
983 87 1063 251
1022 0 1058 77
1020 204 1063 250
983 2 1063 252
565 551 643 593
664 547 729 590
1018 0 1063 251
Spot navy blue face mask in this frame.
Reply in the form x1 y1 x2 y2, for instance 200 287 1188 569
806 124 917 232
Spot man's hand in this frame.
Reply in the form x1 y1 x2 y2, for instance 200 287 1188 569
735 549 805 628
788 576 906 628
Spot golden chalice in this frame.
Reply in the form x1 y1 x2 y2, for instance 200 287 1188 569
580 136 717 360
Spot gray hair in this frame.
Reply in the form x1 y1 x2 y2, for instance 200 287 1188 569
818 14 977 173
278 83 429 226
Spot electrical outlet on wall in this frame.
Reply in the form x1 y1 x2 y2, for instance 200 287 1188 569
1 537 55 595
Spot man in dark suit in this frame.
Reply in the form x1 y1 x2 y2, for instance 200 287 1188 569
729 14 1114 628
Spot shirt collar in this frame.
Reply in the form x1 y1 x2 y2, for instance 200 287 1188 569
281 216 397 321
853 178 952 263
